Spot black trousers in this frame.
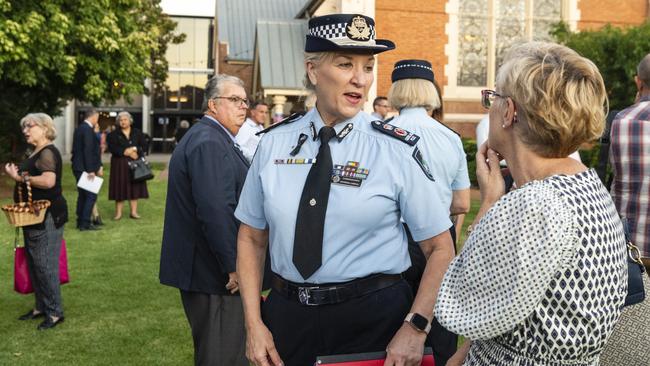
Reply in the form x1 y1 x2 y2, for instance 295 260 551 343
262 280 413 366
180 290 247 366
73 171 97 228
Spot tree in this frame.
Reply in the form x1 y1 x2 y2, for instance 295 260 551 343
0 0 184 158
552 21 650 111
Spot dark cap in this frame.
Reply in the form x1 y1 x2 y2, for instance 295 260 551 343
305 14 395 54
391 59 434 83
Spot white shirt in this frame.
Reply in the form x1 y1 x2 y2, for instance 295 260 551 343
235 118 264 162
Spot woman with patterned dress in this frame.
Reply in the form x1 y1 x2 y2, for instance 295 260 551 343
435 42 628 366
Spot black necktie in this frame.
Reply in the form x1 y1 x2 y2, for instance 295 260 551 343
293 126 337 279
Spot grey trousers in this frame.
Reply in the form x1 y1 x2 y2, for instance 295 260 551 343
23 213 64 318
180 290 247 366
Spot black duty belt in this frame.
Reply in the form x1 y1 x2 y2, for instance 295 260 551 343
271 273 402 306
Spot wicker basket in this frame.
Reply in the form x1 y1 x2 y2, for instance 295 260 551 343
2 179 50 227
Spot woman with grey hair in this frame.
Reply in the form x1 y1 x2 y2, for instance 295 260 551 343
4 113 68 330
107 111 149 219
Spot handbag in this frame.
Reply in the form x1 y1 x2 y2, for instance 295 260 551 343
622 218 647 306
14 233 70 294
127 157 154 182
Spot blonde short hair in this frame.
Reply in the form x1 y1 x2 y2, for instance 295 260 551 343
20 113 56 140
303 52 336 91
388 78 441 112
497 41 607 158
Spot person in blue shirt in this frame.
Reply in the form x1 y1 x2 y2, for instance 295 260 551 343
235 14 455 366
387 59 471 365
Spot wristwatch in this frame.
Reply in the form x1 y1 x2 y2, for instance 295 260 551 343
404 312 431 334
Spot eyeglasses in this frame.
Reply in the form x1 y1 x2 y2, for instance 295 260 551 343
22 123 37 130
215 96 250 107
481 89 509 109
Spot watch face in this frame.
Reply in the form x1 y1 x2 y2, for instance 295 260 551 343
411 313 429 331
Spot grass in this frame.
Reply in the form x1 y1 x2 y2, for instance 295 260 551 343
0 163 193 365
0 162 481 364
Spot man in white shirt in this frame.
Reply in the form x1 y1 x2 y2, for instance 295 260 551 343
235 101 269 162
371 96 390 121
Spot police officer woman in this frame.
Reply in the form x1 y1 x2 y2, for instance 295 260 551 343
235 14 455 366
388 60 471 365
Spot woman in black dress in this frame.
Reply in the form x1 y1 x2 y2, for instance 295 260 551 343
107 111 149 219
4 113 68 330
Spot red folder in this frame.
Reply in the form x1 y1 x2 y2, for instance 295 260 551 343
315 348 435 366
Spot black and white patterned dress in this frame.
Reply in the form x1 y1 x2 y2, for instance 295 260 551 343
435 170 628 366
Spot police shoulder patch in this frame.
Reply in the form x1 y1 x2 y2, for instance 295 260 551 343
412 147 435 181
255 112 305 136
370 120 420 146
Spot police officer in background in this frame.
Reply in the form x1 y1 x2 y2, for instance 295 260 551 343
388 59 471 365
235 14 455 366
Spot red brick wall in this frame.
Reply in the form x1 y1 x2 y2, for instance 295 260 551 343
217 42 254 95
375 0 449 98
578 0 647 30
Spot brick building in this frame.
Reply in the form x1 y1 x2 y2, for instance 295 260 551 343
216 0 648 136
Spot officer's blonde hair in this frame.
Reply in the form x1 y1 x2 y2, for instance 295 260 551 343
303 52 336 91
388 78 441 112
497 41 607 158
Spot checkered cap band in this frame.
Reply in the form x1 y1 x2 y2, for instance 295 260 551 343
394 63 433 72
308 23 376 41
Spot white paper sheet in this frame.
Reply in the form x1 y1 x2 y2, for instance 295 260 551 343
76 172 103 194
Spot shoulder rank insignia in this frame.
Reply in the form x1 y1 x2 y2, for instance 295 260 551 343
255 112 304 136
371 120 420 146
412 147 435 181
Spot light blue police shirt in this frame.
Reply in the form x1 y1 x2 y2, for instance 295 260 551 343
390 107 470 213
235 107 452 283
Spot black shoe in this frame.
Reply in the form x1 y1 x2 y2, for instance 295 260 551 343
38 316 64 330
92 217 104 226
18 309 44 321
79 225 101 231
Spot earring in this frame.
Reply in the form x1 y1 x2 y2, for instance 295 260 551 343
501 124 506 128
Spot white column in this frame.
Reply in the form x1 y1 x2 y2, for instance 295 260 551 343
64 100 75 155
142 78 152 135
272 95 287 123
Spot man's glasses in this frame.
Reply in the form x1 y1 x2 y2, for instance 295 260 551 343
215 96 250 107
481 89 509 109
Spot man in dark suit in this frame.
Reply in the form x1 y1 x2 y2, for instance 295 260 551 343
160 74 250 366
71 109 103 231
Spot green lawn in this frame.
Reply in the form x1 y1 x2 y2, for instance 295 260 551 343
0 163 193 365
0 162 480 364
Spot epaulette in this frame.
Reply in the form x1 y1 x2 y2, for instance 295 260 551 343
370 120 419 146
436 120 461 137
255 112 304 136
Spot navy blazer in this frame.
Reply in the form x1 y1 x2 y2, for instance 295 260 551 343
71 121 102 173
159 116 250 294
